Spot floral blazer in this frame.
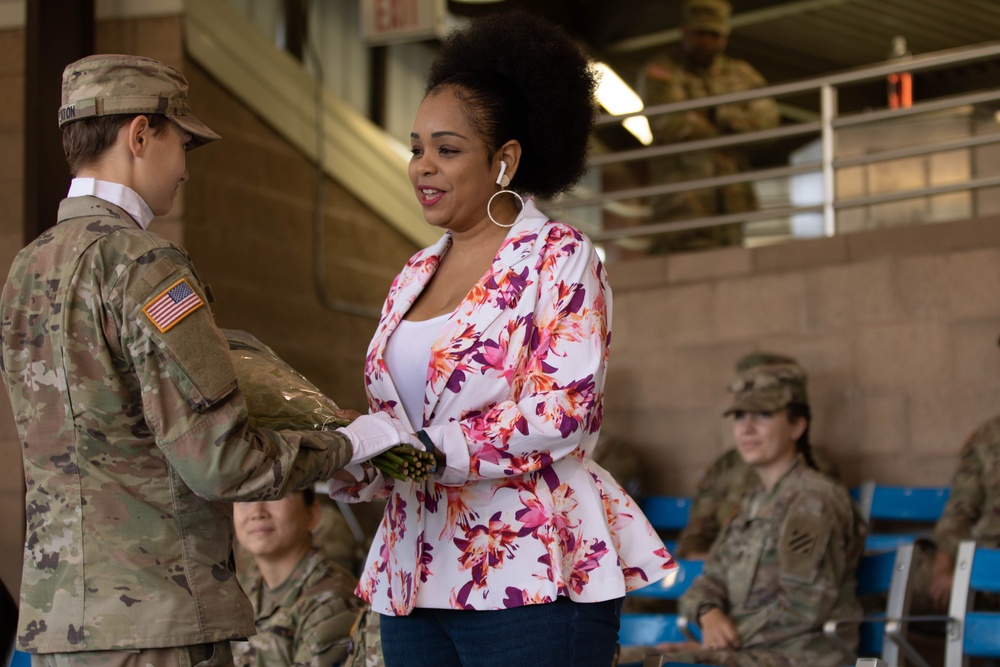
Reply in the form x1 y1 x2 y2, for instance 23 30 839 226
333 199 675 615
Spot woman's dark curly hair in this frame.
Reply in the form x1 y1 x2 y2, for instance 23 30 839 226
425 9 598 199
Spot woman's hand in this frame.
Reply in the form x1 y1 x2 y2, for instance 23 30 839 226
698 607 742 650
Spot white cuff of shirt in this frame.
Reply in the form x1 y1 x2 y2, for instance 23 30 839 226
420 422 470 486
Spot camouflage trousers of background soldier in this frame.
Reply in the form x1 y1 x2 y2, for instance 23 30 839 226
617 643 792 667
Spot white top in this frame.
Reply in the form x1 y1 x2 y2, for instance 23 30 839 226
68 178 155 230
383 313 449 428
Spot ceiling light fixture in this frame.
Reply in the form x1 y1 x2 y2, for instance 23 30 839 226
591 62 652 146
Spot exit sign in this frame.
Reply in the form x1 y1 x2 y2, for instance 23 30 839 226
361 0 447 45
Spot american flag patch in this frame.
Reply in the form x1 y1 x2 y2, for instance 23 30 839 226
143 278 204 333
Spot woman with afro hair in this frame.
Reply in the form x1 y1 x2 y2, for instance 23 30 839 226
331 10 676 666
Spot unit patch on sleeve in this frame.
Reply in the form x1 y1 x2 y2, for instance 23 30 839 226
143 278 204 333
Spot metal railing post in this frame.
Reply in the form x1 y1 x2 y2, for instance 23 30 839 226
820 83 838 237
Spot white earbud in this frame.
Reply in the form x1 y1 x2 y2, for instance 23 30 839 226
496 161 507 186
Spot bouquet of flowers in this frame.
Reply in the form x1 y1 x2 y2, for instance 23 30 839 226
224 329 435 481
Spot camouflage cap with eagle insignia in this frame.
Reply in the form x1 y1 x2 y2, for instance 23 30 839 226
724 359 809 415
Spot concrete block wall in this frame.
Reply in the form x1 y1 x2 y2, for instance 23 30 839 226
603 217 1000 497
0 26 25 602
181 60 417 411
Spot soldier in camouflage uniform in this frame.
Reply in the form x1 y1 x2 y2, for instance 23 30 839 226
908 414 1000 613
624 361 866 667
675 353 840 558
0 54 408 667
341 609 383 667
232 489 363 667
637 0 780 254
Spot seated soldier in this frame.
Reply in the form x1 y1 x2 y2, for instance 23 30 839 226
233 488 362 667
675 352 840 559
914 412 1000 613
623 359 866 666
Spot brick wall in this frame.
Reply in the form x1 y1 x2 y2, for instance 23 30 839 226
0 26 24 602
602 217 1000 497
181 60 417 411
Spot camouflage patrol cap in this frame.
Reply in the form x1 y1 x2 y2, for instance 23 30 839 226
682 0 732 36
724 361 809 415
735 351 804 376
59 54 220 149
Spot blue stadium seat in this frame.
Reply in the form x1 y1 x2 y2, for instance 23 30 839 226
619 560 704 666
945 540 1000 667
641 496 692 532
855 481 950 552
628 558 703 601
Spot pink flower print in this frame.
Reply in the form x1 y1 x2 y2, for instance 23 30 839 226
485 266 530 309
417 534 434 583
453 512 519 591
526 375 596 439
385 494 408 540
537 226 582 277
565 539 610 595
505 231 539 256
388 569 413 615
501 586 555 609
356 573 379 602
621 566 650 586
514 483 580 541
439 485 481 541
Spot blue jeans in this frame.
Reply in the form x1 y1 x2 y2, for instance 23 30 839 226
380 597 623 667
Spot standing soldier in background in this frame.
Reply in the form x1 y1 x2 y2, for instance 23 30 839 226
638 0 780 254
675 353 840 559
0 54 405 666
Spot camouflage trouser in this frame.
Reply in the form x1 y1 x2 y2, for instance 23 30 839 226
31 642 234 667
616 645 791 667
652 647 791 667
342 608 384 667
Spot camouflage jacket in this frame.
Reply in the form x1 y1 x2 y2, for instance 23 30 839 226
0 197 354 653
679 457 866 667
932 414 1000 558
232 548 361 667
676 447 840 558
638 49 780 148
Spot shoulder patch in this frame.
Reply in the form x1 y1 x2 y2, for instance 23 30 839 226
780 507 831 584
143 278 204 333
646 62 673 82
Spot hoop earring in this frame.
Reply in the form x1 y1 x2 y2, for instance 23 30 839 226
488 188 524 228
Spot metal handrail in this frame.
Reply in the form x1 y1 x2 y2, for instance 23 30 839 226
569 40 1000 244
596 40 1000 125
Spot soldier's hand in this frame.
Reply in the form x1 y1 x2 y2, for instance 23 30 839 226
698 607 742 650
929 550 955 611
333 407 363 423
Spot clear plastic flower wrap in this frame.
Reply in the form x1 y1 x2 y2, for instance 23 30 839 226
223 329 436 481
223 328 349 432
